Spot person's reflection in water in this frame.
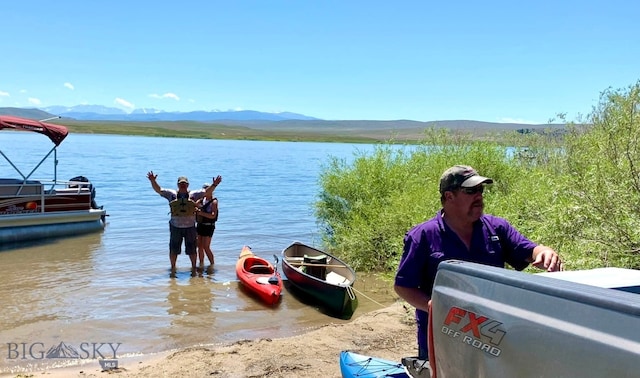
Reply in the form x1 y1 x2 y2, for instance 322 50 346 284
165 279 215 346
195 263 215 277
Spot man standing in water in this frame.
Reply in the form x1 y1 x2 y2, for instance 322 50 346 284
147 171 222 277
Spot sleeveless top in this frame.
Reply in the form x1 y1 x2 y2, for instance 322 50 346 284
196 197 218 224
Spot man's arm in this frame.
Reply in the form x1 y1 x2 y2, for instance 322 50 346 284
394 285 431 313
147 171 162 194
529 245 563 272
499 217 563 272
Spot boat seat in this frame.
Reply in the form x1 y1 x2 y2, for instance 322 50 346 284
326 271 350 285
0 179 42 196
303 255 327 280
249 265 272 274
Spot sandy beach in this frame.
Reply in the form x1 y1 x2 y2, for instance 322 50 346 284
21 301 417 378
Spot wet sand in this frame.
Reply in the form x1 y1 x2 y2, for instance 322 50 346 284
17 301 417 378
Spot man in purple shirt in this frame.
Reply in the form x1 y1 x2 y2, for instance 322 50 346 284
394 165 562 360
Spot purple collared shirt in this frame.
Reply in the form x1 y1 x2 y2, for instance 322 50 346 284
394 210 536 351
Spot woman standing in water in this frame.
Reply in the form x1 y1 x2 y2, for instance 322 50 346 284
195 183 218 271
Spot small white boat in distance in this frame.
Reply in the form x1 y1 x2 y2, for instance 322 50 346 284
0 115 107 244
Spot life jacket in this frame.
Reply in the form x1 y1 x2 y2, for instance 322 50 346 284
196 197 218 223
169 196 197 217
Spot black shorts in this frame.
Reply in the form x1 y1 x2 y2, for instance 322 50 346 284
169 224 197 255
196 223 215 237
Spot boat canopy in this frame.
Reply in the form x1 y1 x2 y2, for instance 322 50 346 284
0 115 69 146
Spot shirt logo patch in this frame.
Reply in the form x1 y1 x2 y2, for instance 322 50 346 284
490 235 499 242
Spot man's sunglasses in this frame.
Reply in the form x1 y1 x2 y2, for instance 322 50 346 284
460 185 484 195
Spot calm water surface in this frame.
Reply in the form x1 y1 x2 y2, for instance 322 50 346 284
0 133 400 373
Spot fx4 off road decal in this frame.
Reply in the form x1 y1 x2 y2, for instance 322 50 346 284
440 306 505 357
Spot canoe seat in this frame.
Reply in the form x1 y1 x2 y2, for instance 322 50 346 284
303 255 327 280
326 271 350 285
249 265 272 274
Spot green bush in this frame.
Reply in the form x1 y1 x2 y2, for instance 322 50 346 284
315 81 640 272
559 81 640 268
315 129 537 271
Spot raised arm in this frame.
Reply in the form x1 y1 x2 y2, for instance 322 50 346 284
147 171 162 194
204 175 222 197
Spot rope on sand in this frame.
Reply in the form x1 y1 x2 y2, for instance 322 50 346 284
352 286 387 309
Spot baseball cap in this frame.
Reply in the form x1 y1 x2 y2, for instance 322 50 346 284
177 176 189 184
202 182 211 189
439 165 493 194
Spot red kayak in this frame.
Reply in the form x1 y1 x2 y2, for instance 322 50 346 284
235 245 283 306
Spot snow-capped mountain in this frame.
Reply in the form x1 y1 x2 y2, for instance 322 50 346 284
39 105 318 122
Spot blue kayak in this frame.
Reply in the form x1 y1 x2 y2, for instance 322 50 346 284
339 350 409 378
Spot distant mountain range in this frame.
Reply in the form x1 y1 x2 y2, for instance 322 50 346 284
0 105 564 139
31 105 320 122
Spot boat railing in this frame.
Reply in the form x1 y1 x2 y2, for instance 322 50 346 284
0 178 93 195
0 179 43 197
0 178 93 214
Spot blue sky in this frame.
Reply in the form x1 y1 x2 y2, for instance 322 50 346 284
1 1 638 123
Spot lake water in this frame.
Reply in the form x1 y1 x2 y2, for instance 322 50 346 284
0 132 401 374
